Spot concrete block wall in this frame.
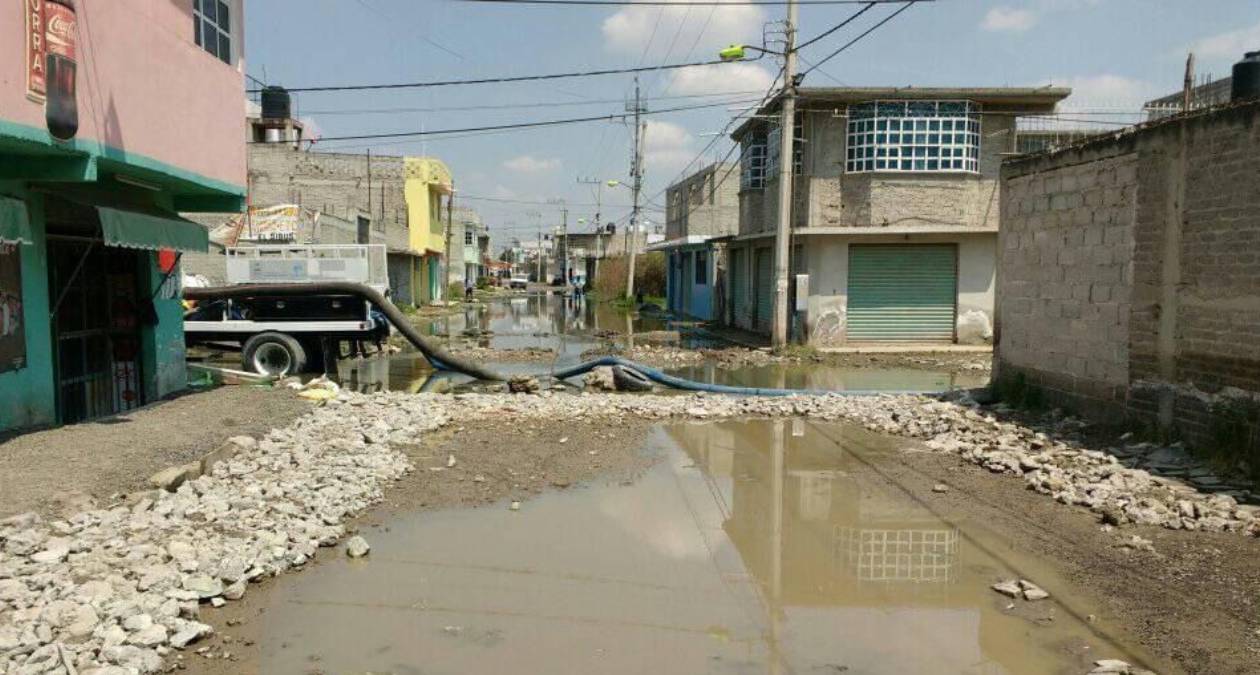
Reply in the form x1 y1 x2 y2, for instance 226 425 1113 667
997 100 1260 450
666 163 739 240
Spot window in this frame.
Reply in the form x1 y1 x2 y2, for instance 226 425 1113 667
845 100 980 174
740 137 767 190
766 113 805 177
695 251 708 285
193 0 232 64
465 230 475 246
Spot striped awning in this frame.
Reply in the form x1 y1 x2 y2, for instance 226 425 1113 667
98 206 209 253
0 196 33 245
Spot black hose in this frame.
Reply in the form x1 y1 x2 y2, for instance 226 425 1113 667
183 282 506 381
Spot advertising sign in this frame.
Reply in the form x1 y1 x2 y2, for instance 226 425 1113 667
0 245 27 373
25 0 45 101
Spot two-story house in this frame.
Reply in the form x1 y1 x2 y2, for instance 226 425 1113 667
1 0 248 431
728 87 1070 346
653 162 739 320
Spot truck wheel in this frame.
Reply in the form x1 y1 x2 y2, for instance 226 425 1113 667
242 332 307 376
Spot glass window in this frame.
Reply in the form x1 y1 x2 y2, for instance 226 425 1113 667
194 0 232 64
740 136 767 190
695 251 708 285
845 99 980 174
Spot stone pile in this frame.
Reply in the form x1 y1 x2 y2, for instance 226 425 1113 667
0 398 438 674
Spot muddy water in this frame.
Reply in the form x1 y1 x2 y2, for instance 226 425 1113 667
665 361 990 393
251 420 1154 674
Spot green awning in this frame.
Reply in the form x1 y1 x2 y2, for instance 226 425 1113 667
0 196 33 245
98 206 208 253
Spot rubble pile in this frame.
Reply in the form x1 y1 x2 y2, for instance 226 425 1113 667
0 399 439 674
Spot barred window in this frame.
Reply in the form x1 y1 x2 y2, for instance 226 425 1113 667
740 138 767 190
846 100 980 174
766 115 804 177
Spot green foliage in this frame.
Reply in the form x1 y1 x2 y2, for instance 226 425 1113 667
476 276 490 290
447 282 464 300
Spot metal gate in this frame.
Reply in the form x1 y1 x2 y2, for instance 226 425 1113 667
754 247 773 330
729 248 745 325
846 244 957 342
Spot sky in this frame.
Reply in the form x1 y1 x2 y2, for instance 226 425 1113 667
244 0 1260 248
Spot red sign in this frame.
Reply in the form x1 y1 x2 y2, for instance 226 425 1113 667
44 0 75 60
25 0 45 101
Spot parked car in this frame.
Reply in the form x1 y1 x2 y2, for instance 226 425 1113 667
508 276 530 290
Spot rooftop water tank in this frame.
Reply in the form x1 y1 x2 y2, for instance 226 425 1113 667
260 86 291 120
1232 51 1260 102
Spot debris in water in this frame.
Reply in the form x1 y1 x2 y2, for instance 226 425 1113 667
991 580 1022 598
559 437 568 444
509 501 521 511
345 536 371 558
1019 579 1050 601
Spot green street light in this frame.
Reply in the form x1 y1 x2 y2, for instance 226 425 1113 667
719 44 747 62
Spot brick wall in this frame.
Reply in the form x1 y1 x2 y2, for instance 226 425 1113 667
666 163 739 240
997 101 1260 449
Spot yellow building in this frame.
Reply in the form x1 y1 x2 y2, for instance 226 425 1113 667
403 157 453 303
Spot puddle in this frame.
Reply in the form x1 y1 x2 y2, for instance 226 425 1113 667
250 420 1158 674
665 362 989 393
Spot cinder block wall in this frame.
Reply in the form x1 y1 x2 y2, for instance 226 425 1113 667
997 101 1260 449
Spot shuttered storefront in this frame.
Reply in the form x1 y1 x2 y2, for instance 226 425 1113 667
754 248 773 330
847 244 957 342
729 248 745 325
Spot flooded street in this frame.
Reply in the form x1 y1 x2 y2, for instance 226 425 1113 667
246 419 1154 674
329 295 990 395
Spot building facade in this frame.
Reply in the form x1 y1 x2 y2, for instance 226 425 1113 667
403 157 453 304
656 162 739 321
726 87 1069 345
0 0 247 431
996 99 1260 460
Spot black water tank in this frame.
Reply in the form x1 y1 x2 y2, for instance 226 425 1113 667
260 86 291 119
1232 51 1260 102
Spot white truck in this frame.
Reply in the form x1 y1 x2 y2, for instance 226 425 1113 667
183 245 392 376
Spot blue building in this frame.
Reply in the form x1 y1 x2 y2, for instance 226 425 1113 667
656 162 739 321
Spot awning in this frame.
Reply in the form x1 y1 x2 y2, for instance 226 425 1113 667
97 206 209 253
0 196 33 245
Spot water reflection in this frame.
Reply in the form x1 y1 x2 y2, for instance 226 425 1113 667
666 362 989 393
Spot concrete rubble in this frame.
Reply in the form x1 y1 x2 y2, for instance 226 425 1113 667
2 387 1255 673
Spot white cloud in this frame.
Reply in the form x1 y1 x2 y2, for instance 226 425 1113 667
1187 20 1260 60
642 120 698 175
501 155 561 173
601 0 764 59
981 6 1037 32
667 62 774 97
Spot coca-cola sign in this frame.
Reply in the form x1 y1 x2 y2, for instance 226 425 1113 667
24 0 45 101
44 1 75 60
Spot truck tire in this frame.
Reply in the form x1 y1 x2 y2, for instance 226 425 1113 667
242 332 307 377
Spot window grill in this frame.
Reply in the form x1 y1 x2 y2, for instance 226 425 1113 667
846 100 980 174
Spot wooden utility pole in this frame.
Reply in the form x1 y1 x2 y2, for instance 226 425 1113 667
625 77 646 301
1182 52 1196 113
771 0 799 349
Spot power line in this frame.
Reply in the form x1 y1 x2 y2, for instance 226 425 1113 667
456 0 915 5
301 90 764 117
246 58 751 94
803 0 918 76
251 97 763 144
795 2 877 51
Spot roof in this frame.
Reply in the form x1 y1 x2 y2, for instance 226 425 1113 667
646 234 717 251
733 86 1072 139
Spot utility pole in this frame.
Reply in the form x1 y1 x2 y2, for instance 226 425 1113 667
560 204 569 284
625 77 646 301
578 177 606 281
444 179 455 299
771 0 799 349
1182 52 1196 113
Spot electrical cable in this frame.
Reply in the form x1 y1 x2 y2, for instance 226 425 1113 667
301 90 765 116
794 2 876 51
802 0 918 76
456 0 917 5
249 97 764 144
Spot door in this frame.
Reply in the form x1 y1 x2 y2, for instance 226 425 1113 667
847 244 957 342
681 253 693 316
729 248 745 326
754 248 773 331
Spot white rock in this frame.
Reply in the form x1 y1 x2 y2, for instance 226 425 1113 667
991 580 1022 598
345 536 371 558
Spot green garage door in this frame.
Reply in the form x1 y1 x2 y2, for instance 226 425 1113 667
847 244 957 342
754 248 773 330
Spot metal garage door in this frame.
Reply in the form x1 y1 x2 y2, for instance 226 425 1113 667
847 244 957 342
729 248 745 324
754 248 773 330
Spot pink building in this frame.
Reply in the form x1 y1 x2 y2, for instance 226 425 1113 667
0 0 247 431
